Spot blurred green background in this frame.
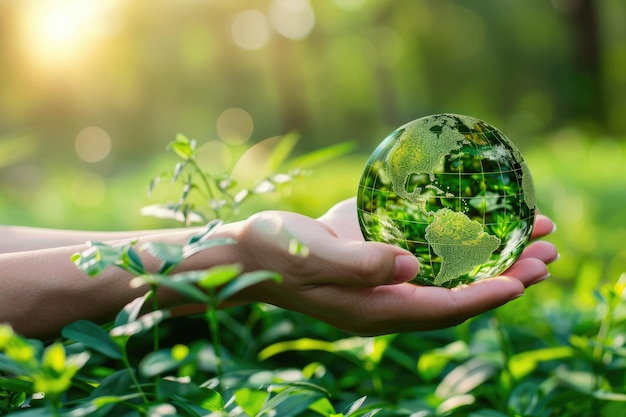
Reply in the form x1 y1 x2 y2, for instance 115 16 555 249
0 0 625 305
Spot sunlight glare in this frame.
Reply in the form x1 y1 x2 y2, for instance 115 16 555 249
19 0 119 69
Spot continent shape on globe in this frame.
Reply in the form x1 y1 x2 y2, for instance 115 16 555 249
357 114 536 288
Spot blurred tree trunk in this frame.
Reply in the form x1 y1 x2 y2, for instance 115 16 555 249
565 0 605 127
372 4 400 126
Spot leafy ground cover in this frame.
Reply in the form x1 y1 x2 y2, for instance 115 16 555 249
1 130 625 416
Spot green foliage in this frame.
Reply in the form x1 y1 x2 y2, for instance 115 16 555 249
142 134 353 224
2 132 626 416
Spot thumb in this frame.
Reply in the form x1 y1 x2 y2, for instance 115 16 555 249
308 238 420 287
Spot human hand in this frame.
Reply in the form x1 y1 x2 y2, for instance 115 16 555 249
230 198 558 336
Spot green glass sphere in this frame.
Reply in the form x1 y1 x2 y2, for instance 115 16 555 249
357 114 536 288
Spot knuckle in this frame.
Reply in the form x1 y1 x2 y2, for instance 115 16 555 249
350 248 391 281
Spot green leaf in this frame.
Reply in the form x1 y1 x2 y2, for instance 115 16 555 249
507 381 541 416
140 203 206 224
141 241 188 274
234 388 269 417
188 219 223 244
1 407 54 417
343 396 367 416
40 342 65 374
307 397 337 416
62 320 123 360
435 394 476 415
183 238 236 259
115 292 152 327
217 270 282 303
288 238 309 257
197 264 242 290
121 245 146 275
110 310 172 338
435 357 499 398
139 346 192 378
89 369 133 398
1 336 41 369
0 324 14 348
0 377 33 393
141 242 184 266
0 355 29 376
147 403 178 416
591 390 626 401
160 381 224 412
72 242 128 277
145 273 210 304
172 161 187 181
148 176 161 196
167 282 211 304
258 336 381 362
417 340 469 381
285 141 357 170
196 388 225 411
508 346 574 381
60 395 139 417
34 344 88 396
358 410 383 417
168 133 196 160
259 386 326 417
267 131 299 171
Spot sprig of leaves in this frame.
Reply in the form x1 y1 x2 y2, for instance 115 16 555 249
142 133 299 225
142 133 355 225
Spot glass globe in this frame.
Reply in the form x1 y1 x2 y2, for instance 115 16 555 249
357 114 536 288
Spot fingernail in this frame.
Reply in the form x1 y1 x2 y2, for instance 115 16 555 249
533 272 551 284
393 255 419 283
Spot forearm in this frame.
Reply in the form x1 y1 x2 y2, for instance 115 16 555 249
0 222 244 339
0 225 191 254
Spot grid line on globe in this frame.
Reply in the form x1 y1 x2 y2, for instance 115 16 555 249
357 114 536 288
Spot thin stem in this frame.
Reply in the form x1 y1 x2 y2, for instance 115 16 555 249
590 292 619 416
189 159 222 219
151 284 161 397
47 396 62 417
493 315 516 407
206 297 224 381
121 346 149 404
151 285 160 352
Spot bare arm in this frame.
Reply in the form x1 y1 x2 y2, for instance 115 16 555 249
0 224 243 339
0 198 558 340
0 225 190 254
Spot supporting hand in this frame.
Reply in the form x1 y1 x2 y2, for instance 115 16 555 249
229 198 558 335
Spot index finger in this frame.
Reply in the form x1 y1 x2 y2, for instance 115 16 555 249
531 214 555 239
334 277 526 335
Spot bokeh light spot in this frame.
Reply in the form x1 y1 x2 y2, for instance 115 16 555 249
75 126 112 163
269 0 315 40
231 10 270 50
216 108 254 145
197 141 233 175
